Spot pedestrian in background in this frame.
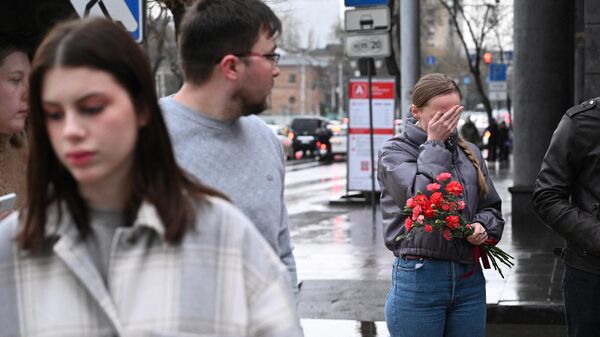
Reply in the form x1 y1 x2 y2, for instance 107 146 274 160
532 98 600 337
378 73 505 337
459 115 481 148
0 18 301 337
160 0 299 301
484 118 500 162
498 121 510 164
0 35 30 217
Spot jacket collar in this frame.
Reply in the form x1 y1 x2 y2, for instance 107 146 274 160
403 117 427 145
45 201 166 242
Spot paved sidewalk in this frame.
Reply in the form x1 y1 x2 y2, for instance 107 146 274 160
290 160 567 332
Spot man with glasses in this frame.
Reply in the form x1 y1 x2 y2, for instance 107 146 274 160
160 0 299 304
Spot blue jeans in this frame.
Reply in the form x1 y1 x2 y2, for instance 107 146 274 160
385 257 486 337
563 264 600 337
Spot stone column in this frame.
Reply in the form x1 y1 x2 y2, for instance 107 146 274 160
511 1 574 227
400 0 420 122
584 0 600 98
574 0 585 104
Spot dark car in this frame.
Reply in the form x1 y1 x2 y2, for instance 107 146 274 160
290 116 332 160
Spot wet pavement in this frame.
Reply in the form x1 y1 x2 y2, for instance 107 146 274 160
285 159 567 336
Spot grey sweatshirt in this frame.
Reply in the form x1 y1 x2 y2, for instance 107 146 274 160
160 96 298 299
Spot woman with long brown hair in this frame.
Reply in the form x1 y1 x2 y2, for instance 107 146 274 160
0 18 301 336
378 73 505 337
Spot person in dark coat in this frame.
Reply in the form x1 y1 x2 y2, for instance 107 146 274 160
532 97 600 337
498 121 510 163
485 118 500 162
460 116 481 147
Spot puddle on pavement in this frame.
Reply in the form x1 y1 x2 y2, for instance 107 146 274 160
301 320 389 337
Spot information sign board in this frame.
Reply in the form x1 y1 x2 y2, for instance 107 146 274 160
344 32 391 58
347 78 395 192
345 7 390 32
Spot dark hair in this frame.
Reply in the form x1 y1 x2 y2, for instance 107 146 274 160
20 18 225 251
179 0 281 85
412 73 488 196
0 34 30 65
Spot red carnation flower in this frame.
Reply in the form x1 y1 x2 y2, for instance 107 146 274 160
445 215 460 229
427 183 441 192
424 206 435 218
412 205 422 220
437 172 452 181
414 194 429 206
443 229 453 241
430 192 443 207
445 181 463 196
405 218 413 231
424 224 433 232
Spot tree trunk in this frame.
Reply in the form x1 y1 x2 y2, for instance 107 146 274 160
472 68 493 122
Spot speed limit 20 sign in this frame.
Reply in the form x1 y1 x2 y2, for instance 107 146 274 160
344 32 391 58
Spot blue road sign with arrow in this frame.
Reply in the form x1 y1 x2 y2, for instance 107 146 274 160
70 0 144 42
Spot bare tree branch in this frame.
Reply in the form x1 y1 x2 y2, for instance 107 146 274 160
437 0 510 122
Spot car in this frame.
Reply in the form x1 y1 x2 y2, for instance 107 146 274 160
267 124 294 159
289 116 332 160
327 122 347 157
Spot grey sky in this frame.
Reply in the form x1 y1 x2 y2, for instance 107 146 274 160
269 0 344 48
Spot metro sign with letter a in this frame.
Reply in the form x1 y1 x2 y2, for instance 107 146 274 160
69 0 145 43
350 82 369 99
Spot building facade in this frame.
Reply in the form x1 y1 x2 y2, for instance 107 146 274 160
267 51 327 121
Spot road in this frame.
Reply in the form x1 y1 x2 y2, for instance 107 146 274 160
285 159 391 337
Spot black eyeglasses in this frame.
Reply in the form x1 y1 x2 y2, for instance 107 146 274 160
234 52 281 65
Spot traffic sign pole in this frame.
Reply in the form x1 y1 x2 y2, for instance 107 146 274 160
366 60 377 224
343 0 395 216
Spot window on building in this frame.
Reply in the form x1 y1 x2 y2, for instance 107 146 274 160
289 73 296 83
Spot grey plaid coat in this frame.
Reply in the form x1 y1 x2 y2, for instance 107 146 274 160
0 197 302 337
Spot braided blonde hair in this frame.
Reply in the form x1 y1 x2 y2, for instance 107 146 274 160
413 73 489 196
457 138 489 196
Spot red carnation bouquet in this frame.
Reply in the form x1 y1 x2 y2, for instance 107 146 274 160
397 172 514 278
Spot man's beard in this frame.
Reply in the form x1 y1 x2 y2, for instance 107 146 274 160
238 87 268 117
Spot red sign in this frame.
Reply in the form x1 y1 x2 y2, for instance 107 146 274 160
349 81 395 99
349 128 394 135
350 82 369 99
